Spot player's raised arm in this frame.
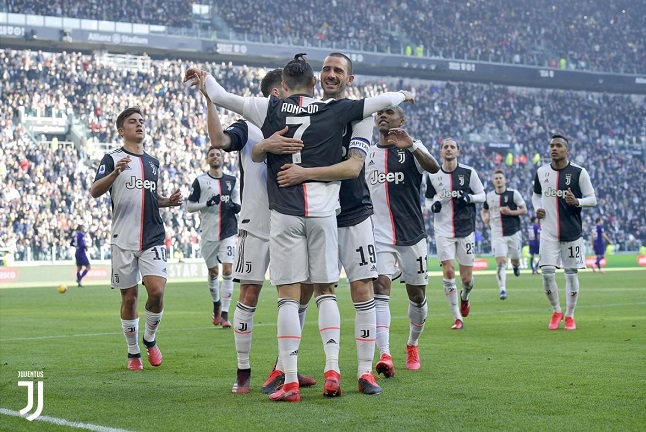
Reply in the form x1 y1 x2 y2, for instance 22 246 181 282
184 68 269 128
362 90 414 117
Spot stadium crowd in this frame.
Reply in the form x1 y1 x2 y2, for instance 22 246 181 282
4 0 645 73
1 49 645 262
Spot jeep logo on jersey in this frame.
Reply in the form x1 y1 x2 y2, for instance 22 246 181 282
439 189 463 198
221 195 231 203
125 176 157 191
544 187 567 197
369 171 404 185
458 175 465 186
565 173 572 185
149 162 157 175
398 150 406 164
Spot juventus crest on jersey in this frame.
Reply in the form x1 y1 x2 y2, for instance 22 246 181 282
94 148 165 251
365 145 426 246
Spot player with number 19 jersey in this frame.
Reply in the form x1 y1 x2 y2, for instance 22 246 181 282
94 148 165 251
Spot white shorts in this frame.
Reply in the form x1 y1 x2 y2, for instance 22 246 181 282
111 244 168 289
491 231 522 260
269 210 339 285
539 237 586 269
436 233 476 267
375 238 428 286
233 230 269 285
338 218 378 282
200 236 236 269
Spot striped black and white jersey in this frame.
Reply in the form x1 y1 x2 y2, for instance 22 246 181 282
224 119 269 240
94 147 165 251
483 189 526 237
188 172 240 241
532 161 595 242
338 118 373 228
366 144 426 246
251 94 365 217
425 164 485 239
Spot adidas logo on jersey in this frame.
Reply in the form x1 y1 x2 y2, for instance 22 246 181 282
369 171 404 185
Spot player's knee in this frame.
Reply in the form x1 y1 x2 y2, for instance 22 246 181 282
208 269 219 279
239 284 261 306
407 285 426 304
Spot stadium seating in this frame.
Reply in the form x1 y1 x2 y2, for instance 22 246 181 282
5 0 645 73
1 49 644 261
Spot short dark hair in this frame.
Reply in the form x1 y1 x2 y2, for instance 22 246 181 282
326 52 353 75
283 53 314 91
493 169 504 176
260 68 283 97
116 107 143 130
207 146 221 158
551 134 569 144
595 217 602 223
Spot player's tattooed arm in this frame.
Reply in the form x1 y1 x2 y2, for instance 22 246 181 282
277 148 366 187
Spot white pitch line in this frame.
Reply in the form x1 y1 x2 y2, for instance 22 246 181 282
1 301 644 343
0 408 135 432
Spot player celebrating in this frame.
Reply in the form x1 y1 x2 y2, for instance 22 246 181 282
71 224 91 287
532 134 597 330
91 107 182 370
426 138 486 329
196 68 316 394
184 54 413 402
365 107 440 375
592 217 612 273
480 169 527 299
274 53 404 395
187 147 241 328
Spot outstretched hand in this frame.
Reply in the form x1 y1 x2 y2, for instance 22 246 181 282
385 128 413 149
399 90 415 105
565 188 579 206
168 189 183 207
262 127 304 155
277 163 308 187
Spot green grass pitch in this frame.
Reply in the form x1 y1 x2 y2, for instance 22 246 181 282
1 269 645 431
